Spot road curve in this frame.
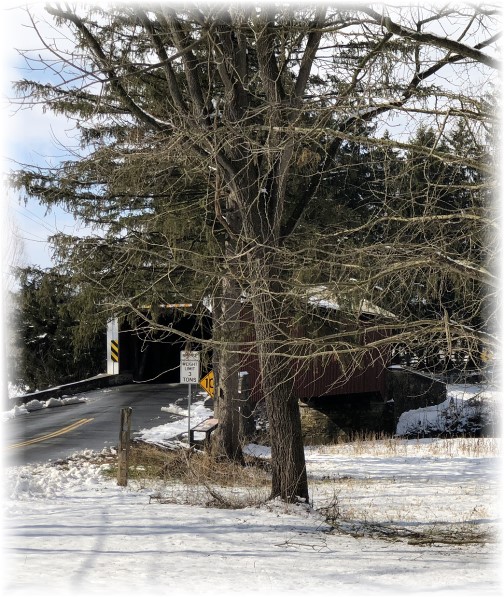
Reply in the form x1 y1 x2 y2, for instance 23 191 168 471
5 383 194 465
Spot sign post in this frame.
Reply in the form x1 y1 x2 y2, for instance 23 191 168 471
117 407 132 487
180 350 200 443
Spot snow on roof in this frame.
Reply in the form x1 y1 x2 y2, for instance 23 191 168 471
307 285 396 319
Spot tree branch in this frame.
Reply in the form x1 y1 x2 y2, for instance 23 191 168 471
361 6 500 70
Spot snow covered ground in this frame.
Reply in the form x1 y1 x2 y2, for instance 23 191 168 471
396 384 500 437
3 389 503 597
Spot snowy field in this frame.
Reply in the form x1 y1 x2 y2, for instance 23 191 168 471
3 389 503 597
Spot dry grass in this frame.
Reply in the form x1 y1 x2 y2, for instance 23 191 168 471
310 434 500 458
104 441 272 508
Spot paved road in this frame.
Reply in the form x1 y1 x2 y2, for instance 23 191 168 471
5 383 195 466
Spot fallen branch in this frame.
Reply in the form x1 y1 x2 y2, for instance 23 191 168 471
329 520 495 545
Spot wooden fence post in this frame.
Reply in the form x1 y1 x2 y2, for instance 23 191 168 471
117 407 132 486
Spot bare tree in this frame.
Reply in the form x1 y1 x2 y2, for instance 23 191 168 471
11 3 499 502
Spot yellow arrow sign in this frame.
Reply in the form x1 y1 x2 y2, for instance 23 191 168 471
199 371 214 398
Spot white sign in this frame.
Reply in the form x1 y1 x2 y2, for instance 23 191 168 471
180 351 200 384
181 350 200 362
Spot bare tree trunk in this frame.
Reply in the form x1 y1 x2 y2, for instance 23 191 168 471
250 277 309 503
211 276 244 463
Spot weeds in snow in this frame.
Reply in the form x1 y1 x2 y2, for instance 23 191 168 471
327 519 495 545
104 441 271 508
96 437 498 545
308 435 500 458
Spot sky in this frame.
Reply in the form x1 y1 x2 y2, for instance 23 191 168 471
3 383 502 596
1 2 88 273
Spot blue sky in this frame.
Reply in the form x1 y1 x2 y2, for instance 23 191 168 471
2 2 86 272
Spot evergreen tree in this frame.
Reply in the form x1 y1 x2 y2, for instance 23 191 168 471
380 121 495 373
12 267 105 392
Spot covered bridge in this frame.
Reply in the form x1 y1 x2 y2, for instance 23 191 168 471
106 295 445 436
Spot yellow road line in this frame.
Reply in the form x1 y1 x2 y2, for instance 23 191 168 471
7 418 95 449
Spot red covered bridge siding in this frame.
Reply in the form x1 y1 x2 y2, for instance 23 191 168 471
240 340 388 403
237 311 389 403
237 317 393 434
236 305 447 436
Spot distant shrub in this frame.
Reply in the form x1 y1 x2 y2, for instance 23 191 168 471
396 391 499 438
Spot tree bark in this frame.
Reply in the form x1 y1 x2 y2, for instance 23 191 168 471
249 261 309 503
211 276 244 463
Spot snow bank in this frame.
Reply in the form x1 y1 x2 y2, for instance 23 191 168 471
6 455 108 500
24 400 45 412
2 395 88 421
396 384 499 437
139 399 213 446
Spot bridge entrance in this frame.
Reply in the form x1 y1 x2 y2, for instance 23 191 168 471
107 308 212 383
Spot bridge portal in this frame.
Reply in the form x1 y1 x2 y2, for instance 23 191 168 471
107 307 212 383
